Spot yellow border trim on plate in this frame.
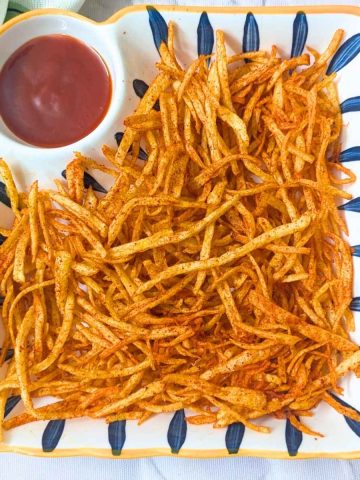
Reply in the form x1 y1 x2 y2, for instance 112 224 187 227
1 3 360 459
2 445 360 460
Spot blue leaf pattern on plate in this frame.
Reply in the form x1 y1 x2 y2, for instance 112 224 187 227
108 420 126 456
4 395 21 418
341 96 360 114
285 418 302 456
243 13 260 57
147 6 168 53
114 131 124 146
225 422 245 454
340 146 360 163
329 393 360 437
115 131 148 160
0 181 11 208
327 34 360 74
338 197 360 213
133 78 149 98
61 170 107 194
350 297 360 312
42 420 66 452
4 349 14 361
197 12 214 62
0 348 14 361
132 79 160 111
291 12 308 58
167 409 187 454
0 233 5 245
352 245 360 257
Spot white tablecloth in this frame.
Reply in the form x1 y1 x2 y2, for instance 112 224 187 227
2 0 360 478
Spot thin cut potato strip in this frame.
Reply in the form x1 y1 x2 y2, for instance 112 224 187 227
0 25 358 438
0 158 19 217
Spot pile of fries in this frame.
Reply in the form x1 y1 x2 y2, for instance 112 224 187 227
0 25 359 438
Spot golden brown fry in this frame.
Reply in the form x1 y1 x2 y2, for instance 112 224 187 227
216 31 233 111
33 292 75 373
54 250 72 314
201 346 282 380
0 158 19 216
28 181 39 262
13 227 30 284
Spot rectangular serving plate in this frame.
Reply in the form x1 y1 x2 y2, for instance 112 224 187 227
1 4 360 459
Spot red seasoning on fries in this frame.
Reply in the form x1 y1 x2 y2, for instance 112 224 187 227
0 26 359 439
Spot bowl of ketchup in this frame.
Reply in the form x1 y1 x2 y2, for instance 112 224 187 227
0 34 112 148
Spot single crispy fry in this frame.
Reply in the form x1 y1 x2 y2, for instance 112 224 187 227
216 31 233 111
0 158 19 216
13 227 30 284
28 181 39 263
201 346 281 380
54 250 72 314
33 292 75 373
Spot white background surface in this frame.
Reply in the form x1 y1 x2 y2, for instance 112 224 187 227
1 0 360 478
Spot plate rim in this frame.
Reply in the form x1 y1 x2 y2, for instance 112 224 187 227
1 4 360 37
1 3 360 460
3 445 360 460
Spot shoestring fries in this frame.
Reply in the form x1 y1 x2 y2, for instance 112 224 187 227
0 26 358 438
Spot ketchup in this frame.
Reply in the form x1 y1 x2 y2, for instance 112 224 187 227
0 34 111 148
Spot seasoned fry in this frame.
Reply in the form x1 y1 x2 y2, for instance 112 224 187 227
0 158 19 217
54 251 72 314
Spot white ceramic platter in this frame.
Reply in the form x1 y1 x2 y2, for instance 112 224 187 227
1 4 360 459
